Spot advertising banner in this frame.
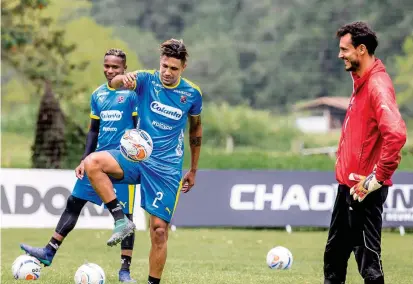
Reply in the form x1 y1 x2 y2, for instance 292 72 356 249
0 169 146 230
172 170 413 228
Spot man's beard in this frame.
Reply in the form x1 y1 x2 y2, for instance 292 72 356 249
345 59 360 72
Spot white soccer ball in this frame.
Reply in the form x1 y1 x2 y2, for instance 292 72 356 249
120 129 153 162
74 263 105 284
266 246 293 270
12 255 42 280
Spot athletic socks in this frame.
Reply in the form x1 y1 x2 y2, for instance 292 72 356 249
105 198 124 221
46 237 62 253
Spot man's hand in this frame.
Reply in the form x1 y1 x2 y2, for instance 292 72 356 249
349 172 383 202
122 72 136 89
75 160 85 179
110 72 137 89
181 170 196 193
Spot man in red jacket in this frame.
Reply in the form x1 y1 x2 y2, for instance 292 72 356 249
323 22 407 284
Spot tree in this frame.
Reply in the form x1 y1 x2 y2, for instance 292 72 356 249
2 0 89 168
31 82 66 168
395 36 413 118
89 0 413 110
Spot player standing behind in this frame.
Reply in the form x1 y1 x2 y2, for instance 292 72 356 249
323 22 407 284
20 49 140 283
83 39 203 284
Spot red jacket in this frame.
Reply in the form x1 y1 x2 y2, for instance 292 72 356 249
335 59 407 187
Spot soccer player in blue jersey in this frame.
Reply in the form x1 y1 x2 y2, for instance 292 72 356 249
20 49 139 283
83 39 203 284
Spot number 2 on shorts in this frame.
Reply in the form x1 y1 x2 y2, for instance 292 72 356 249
152 192 164 208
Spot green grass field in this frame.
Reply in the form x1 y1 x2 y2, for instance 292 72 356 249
1 229 412 283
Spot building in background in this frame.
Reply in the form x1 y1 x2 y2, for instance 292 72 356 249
294 97 350 133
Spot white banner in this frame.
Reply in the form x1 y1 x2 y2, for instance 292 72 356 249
0 168 146 230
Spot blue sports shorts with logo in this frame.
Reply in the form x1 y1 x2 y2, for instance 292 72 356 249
107 149 182 223
72 173 136 214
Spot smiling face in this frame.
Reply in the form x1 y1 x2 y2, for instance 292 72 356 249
159 55 186 86
338 33 365 72
103 55 126 81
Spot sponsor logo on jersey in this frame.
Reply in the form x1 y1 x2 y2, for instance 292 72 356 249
151 81 164 88
150 101 183 120
152 120 173 130
97 91 109 97
116 90 130 94
97 91 109 102
100 110 123 121
173 89 192 97
102 127 118 132
180 95 187 104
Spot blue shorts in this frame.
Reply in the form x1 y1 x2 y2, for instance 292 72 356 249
107 149 182 223
72 173 137 214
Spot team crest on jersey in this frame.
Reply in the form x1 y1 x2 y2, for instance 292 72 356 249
117 96 125 103
180 95 187 104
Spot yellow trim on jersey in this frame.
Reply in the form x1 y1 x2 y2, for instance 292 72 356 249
128 185 135 214
135 69 156 74
161 74 181 89
182 78 202 95
90 114 100 120
172 180 183 217
106 82 115 91
132 111 138 116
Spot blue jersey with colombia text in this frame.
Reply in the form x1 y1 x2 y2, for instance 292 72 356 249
90 83 138 151
133 70 202 169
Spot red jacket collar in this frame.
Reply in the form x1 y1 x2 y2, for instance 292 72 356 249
351 58 386 93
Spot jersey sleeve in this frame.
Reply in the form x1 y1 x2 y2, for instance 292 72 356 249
89 94 100 120
133 70 153 95
189 89 203 116
130 92 138 117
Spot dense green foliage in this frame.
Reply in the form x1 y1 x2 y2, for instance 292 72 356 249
1 0 412 169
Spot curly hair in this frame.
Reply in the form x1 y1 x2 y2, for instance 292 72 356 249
160 39 188 64
104 48 126 63
336 21 378 55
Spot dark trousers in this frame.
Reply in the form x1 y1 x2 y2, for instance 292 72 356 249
324 184 388 284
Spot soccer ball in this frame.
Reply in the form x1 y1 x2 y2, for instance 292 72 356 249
266 246 293 270
74 263 105 284
120 129 153 162
12 255 42 280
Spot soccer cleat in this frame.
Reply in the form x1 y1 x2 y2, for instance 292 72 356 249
20 244 55 267
119 270 137 283
107 216 136 247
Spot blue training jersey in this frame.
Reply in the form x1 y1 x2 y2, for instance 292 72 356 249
134 70 203 169
90 83 138 151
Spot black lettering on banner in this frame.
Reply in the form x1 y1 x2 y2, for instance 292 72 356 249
392 188 413 209
43 187 71 215
1 185 11 214
1 184 110 216
15 186 41 214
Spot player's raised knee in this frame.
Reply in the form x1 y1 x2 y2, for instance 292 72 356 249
84 152 103 174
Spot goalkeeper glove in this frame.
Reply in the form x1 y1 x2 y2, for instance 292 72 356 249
348 172 383 202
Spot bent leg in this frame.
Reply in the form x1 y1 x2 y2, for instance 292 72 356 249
84 151 124 203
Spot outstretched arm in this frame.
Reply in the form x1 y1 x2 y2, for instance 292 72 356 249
109 71 138 90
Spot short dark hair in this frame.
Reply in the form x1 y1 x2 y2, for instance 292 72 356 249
160 39 188 64
336 21 378 55
104 48 126 63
